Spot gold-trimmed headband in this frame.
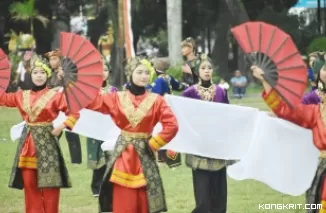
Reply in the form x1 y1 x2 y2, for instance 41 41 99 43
124 57 154 82
31 55 52 77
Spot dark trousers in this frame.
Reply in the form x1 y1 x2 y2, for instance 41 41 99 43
158 150 166 162
58 131 82 164
232 87 246 98
191 168 227 213
91 165 106 196
157 150 182 168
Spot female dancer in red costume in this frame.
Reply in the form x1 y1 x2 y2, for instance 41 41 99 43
86 57 178 213
0 55 79 213
252 64 326 213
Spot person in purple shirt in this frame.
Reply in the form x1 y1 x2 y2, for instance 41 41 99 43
182 54 228 213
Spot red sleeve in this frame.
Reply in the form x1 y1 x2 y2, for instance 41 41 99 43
262 89 316 128
149 96 179 151
55 91 80 130
86 92 115 115
0 91 20 107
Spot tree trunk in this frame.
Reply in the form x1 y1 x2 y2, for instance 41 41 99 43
166 0 182 65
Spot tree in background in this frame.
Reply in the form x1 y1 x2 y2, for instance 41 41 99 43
9 0 49 35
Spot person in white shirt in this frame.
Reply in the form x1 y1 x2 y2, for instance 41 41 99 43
219 78 230 91
13 51 33 90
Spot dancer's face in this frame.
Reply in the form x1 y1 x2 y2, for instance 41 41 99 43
31 69 47 86
199 61 213 81
132 64 150 87
49 56 61 70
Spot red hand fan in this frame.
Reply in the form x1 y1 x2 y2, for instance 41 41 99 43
0 49 11 96
59 32 103 113
231 21 307 108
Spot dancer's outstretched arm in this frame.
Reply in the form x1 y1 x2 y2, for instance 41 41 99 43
251 65 316 129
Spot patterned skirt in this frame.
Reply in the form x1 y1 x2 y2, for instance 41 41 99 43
9 125 71 189
99 131 167 213
306 157 326 213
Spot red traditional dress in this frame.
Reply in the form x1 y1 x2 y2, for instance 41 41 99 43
87 90 178 213
0 87 79 213
263 89 326 213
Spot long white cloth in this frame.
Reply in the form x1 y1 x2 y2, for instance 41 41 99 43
10 94 319 196
226 111 319 196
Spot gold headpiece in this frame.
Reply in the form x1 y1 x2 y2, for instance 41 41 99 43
124 57 155 82
200 53 208 61
30 55 52 77
194 53 213 78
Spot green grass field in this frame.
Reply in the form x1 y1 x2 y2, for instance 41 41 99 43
0 95 307 213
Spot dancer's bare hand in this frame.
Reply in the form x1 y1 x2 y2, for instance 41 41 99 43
182 64 192 74
51 124 65 136
57 67 64 80
251 65 265 81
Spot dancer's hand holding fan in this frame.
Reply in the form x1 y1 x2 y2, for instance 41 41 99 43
0 49 11 97
231 21 307 108
57 32 104 113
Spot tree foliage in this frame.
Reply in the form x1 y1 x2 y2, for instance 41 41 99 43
307 37 326 53
9 0 49 34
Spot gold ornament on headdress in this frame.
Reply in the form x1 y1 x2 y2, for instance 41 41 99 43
30 55 52 77
125 57 142 81
124 57 155 82
200 53 208 61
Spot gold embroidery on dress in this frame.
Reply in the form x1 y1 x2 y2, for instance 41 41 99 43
194 84 216 101
23 91 32 117
118 91 158 128
317 90 326 127
23 89 57 122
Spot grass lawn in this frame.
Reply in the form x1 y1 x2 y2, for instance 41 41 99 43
0 95 307 213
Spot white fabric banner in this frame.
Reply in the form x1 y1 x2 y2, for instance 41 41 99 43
10 94 319 196
227 111 319 196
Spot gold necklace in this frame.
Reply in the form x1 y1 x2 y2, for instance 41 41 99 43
195 84 216 101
